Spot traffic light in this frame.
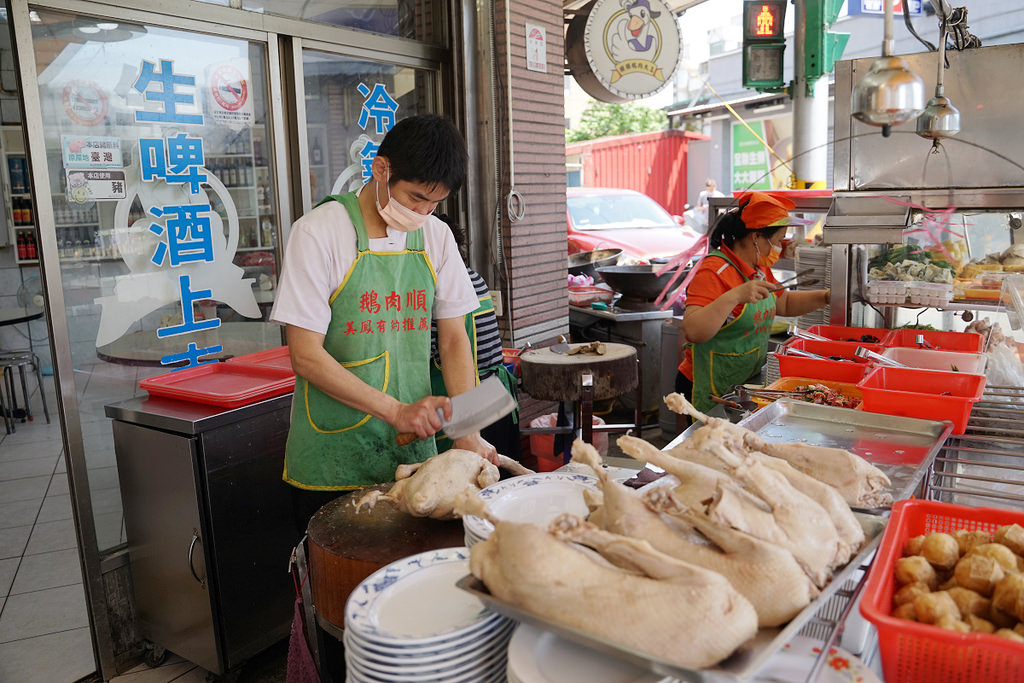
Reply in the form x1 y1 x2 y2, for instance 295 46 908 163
804 0 850 86
742 1 787 90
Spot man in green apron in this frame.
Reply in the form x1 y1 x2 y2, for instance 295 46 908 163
271 116 497 516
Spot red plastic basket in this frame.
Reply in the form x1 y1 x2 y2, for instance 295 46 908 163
773 338 875 384
806 324 890 344
883 329 985 353
860 499 1024 683
856 366 986 434
225 345 294 372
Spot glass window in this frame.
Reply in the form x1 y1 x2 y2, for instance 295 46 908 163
194 0 443 42
29 9 283 550
302 49 435 205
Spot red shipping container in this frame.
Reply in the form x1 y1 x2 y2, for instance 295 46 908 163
566 130 707 216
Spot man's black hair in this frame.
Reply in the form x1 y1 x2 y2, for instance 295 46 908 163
376 114 468 194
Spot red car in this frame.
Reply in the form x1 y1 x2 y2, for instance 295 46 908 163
567 187 702 264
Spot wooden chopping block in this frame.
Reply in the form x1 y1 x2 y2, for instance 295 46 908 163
307 484 466 630
519 342 637 402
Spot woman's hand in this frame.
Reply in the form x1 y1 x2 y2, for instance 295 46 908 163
731 278 776 305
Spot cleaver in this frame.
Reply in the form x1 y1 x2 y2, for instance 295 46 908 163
395 375 516 445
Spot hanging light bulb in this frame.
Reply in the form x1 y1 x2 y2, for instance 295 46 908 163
851 0 926 137
917 11 960 140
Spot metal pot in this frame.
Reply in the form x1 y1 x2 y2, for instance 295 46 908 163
595 265 682 301
568 249 622 281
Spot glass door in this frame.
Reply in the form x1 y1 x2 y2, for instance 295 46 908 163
25 7 285 549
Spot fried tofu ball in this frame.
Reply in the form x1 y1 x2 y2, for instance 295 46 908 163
894 581 932 607
966 614 996 634
922 532 960 570
1014 623 1024 637
992 573 1024 622
892 603 918 621
994 524 1024 556
994 629 1024 642
896 555 939 588
913 591 960 625
935 614 971 633
946 586 992 619
955 554 1006 596
904 534 927 556
969 543 1020 573
953 529 992 556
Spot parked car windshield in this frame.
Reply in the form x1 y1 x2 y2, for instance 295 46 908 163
568 193 674 230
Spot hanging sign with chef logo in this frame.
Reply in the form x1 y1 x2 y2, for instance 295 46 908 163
566 0 681 103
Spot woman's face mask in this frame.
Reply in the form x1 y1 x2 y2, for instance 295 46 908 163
756 234 783 269
375 166 431 232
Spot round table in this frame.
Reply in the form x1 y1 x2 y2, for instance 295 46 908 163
96 321 285 366
0 306 44 328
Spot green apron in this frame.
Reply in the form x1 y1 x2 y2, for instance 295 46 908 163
429 290 518 453
689 250 776 413
283 192 437 490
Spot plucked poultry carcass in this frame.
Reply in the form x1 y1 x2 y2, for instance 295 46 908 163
354 449 531 520
574 439 816 626
664 392 892 508
459 492 758 669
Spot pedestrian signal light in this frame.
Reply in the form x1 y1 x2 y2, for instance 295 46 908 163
742 0 787 90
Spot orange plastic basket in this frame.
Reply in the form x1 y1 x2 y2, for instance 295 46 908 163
750 377 863 409
860 499 1024 683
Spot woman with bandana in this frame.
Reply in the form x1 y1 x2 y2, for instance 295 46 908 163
271 115 497 523
677 192 831 414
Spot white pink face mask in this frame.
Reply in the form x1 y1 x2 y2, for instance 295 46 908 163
375 166 430 232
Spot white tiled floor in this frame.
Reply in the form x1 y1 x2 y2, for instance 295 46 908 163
0 364 219 682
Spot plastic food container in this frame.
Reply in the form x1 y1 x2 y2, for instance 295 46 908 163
856 366 986 434
883 328 985 353
139 363 295 408
880 347 987 375
866 280 908 304
906 281 954 307
750 377 863 409
860 499 1024 683
773 339 875 384
225 345 294 372
568 284 614 307
805 325 890 345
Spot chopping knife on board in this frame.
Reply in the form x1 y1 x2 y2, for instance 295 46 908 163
395 375 516 445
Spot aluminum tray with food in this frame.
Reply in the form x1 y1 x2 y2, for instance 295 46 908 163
457 511 886 682
664 399 953 510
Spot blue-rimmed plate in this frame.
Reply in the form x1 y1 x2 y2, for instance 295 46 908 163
462 472 600 543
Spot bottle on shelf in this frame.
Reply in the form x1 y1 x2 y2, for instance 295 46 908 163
17 232 26 260
311 136 323 165
26 232 37 260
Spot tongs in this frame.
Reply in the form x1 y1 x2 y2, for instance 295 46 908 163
735 384 821 402
770 268 815 290
787 323 829 341
855 346 908 367
782 346 831 360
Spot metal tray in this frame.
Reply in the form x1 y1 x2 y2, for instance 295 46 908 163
664 398 953 510
456 513 886 682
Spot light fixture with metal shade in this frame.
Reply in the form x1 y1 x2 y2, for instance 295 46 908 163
916 10 960 142
851 0 926 137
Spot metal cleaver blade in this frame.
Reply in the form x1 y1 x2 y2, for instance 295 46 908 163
442 375 516 440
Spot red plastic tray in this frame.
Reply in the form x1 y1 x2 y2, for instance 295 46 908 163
225 345 294 372
883 328 985 353
861 500 1024 683
856 366 986 434
805 324 889 344
139 363 295 408
773 338 875 384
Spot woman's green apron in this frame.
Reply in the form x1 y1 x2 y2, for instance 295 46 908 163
283 192 437 490
429 291 518 453
689 250 776 413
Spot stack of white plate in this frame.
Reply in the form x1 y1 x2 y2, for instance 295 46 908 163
462 472 600 547
795 245 831 328
344 547 514 682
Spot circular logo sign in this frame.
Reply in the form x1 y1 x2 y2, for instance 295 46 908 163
62 80 109 127
210 64 248 112
567 0 681 102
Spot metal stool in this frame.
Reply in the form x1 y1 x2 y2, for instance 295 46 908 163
0 350 51 430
